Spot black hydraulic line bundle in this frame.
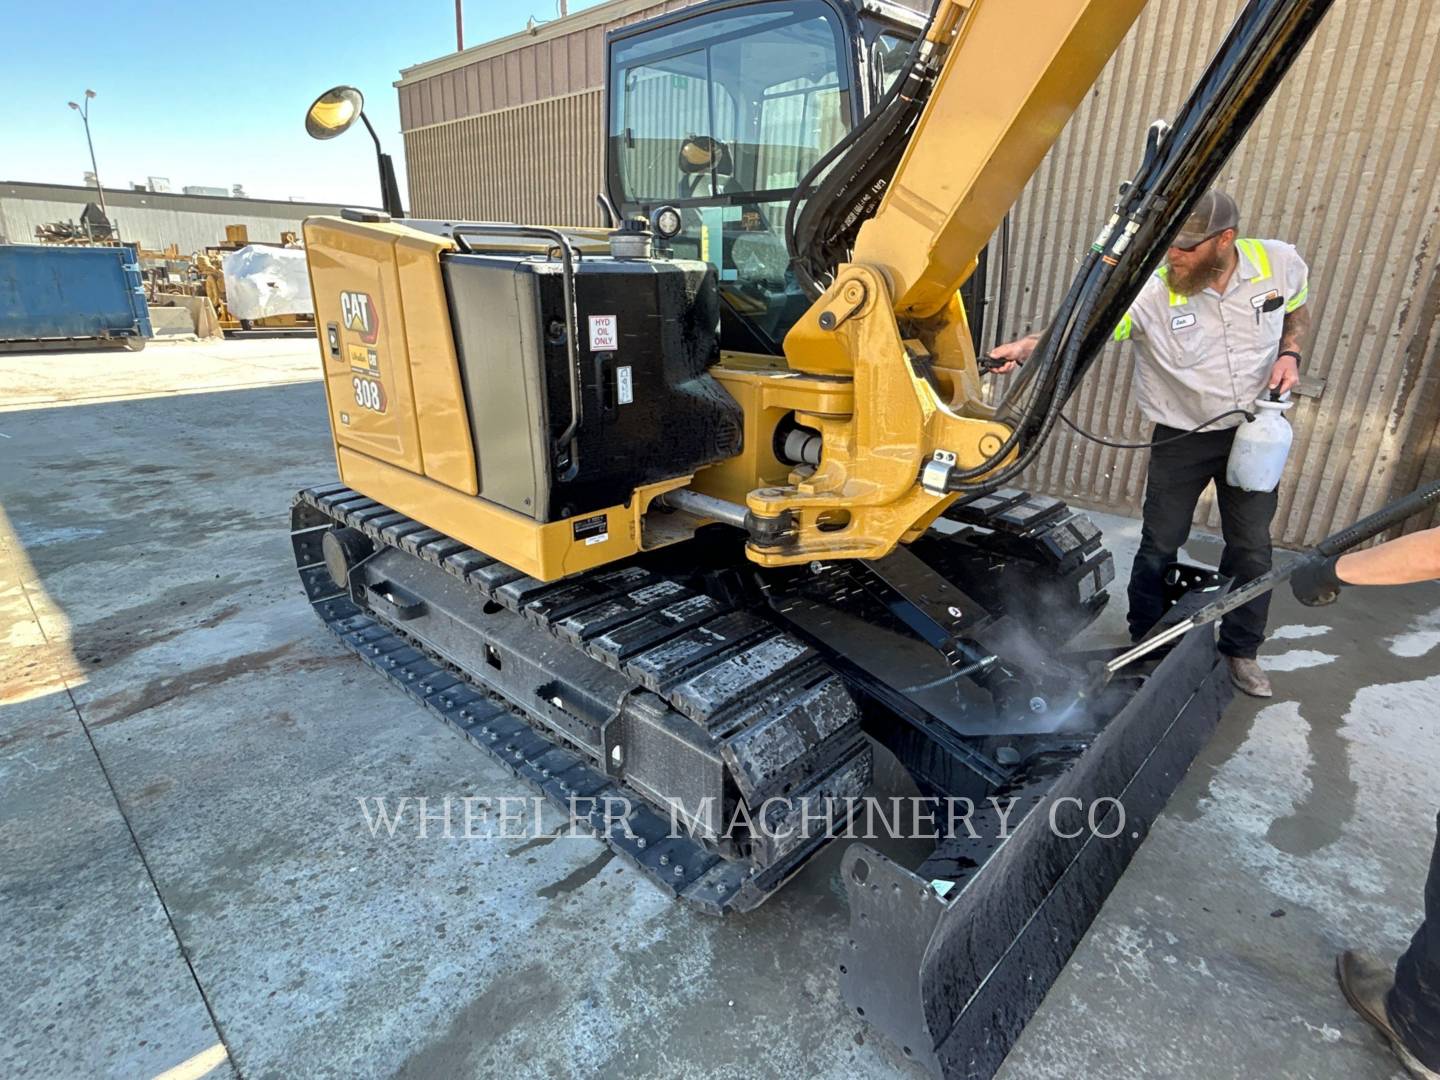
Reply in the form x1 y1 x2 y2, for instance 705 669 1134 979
784 0 1338 493
977 0 1337 492
784 7 942 298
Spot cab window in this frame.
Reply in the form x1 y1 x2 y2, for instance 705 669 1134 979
608 1 854 352
611 2 851 203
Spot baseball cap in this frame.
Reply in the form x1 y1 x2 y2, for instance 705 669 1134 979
1171 189 1239 248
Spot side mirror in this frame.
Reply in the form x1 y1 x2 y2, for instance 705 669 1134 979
306 86 365 141
304 84 405 220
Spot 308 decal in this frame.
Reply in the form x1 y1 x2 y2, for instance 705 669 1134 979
352 374 387 413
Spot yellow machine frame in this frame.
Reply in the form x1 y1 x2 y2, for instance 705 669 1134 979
306 0 1147 582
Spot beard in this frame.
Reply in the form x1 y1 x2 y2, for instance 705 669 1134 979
1165 257 1227 297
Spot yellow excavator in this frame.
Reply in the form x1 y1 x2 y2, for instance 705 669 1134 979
291 0 1335 1073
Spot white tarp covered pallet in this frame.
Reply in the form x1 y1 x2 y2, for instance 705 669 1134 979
222 245 312 320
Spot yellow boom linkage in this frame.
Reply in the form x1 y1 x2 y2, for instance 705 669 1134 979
730 0 1147 567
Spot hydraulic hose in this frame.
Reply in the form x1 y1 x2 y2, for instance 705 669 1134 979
785 6 942 297
991 212 1012 350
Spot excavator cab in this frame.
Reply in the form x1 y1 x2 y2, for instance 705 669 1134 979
605 0 926 354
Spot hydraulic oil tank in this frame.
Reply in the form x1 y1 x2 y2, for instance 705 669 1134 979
442 249 742 522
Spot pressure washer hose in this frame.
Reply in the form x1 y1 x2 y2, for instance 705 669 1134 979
1102 477 1440 678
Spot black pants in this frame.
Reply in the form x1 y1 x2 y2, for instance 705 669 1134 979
1127 425 1278 658
1391 814 1440 1069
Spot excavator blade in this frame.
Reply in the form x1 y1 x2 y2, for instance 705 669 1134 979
837 597 1230 1079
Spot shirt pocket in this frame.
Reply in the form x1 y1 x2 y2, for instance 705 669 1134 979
1165 313 1209 369
1261 303 1286 343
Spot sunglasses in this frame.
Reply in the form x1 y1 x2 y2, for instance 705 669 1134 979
1171 230 1226 253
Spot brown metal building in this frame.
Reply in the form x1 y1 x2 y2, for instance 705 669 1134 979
398 0 688 228
396 0 1440 544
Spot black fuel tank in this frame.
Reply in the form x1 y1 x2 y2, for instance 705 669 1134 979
442 251 743 522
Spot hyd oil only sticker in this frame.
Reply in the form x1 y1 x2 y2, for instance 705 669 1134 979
588 314 617 351
572 513 609 545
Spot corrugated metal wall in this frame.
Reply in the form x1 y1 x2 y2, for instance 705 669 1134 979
397 0 690 131
988 0 1440 544
400 0 1440 545
399 0 693 227
399 23 607 130
0 183 348 254
406 91 606 225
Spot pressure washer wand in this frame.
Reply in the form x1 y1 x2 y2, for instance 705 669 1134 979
1103 477 1440 680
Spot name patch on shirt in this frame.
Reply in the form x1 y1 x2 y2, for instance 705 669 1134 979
1250 289 1283 310
1170 312 1197 331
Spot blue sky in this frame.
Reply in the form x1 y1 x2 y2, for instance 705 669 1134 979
4 0 608 206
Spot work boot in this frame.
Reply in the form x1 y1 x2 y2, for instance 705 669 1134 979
1226 656 1273 698
1337 951 1440 1080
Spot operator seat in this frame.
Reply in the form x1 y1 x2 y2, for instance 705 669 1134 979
677 135 740 199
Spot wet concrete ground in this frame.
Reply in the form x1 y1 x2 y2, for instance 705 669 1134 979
2 338 1434 1079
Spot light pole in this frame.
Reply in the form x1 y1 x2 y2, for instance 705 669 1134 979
67 90 107 218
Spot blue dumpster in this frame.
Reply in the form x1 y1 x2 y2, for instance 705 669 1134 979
0 244 153 348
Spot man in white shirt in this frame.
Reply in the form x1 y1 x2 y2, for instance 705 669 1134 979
988 190 1312 697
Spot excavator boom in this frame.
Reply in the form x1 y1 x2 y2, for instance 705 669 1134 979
770 0 1336 569
854 0 1149 319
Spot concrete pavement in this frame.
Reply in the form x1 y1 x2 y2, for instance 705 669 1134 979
2 338 1434 1078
